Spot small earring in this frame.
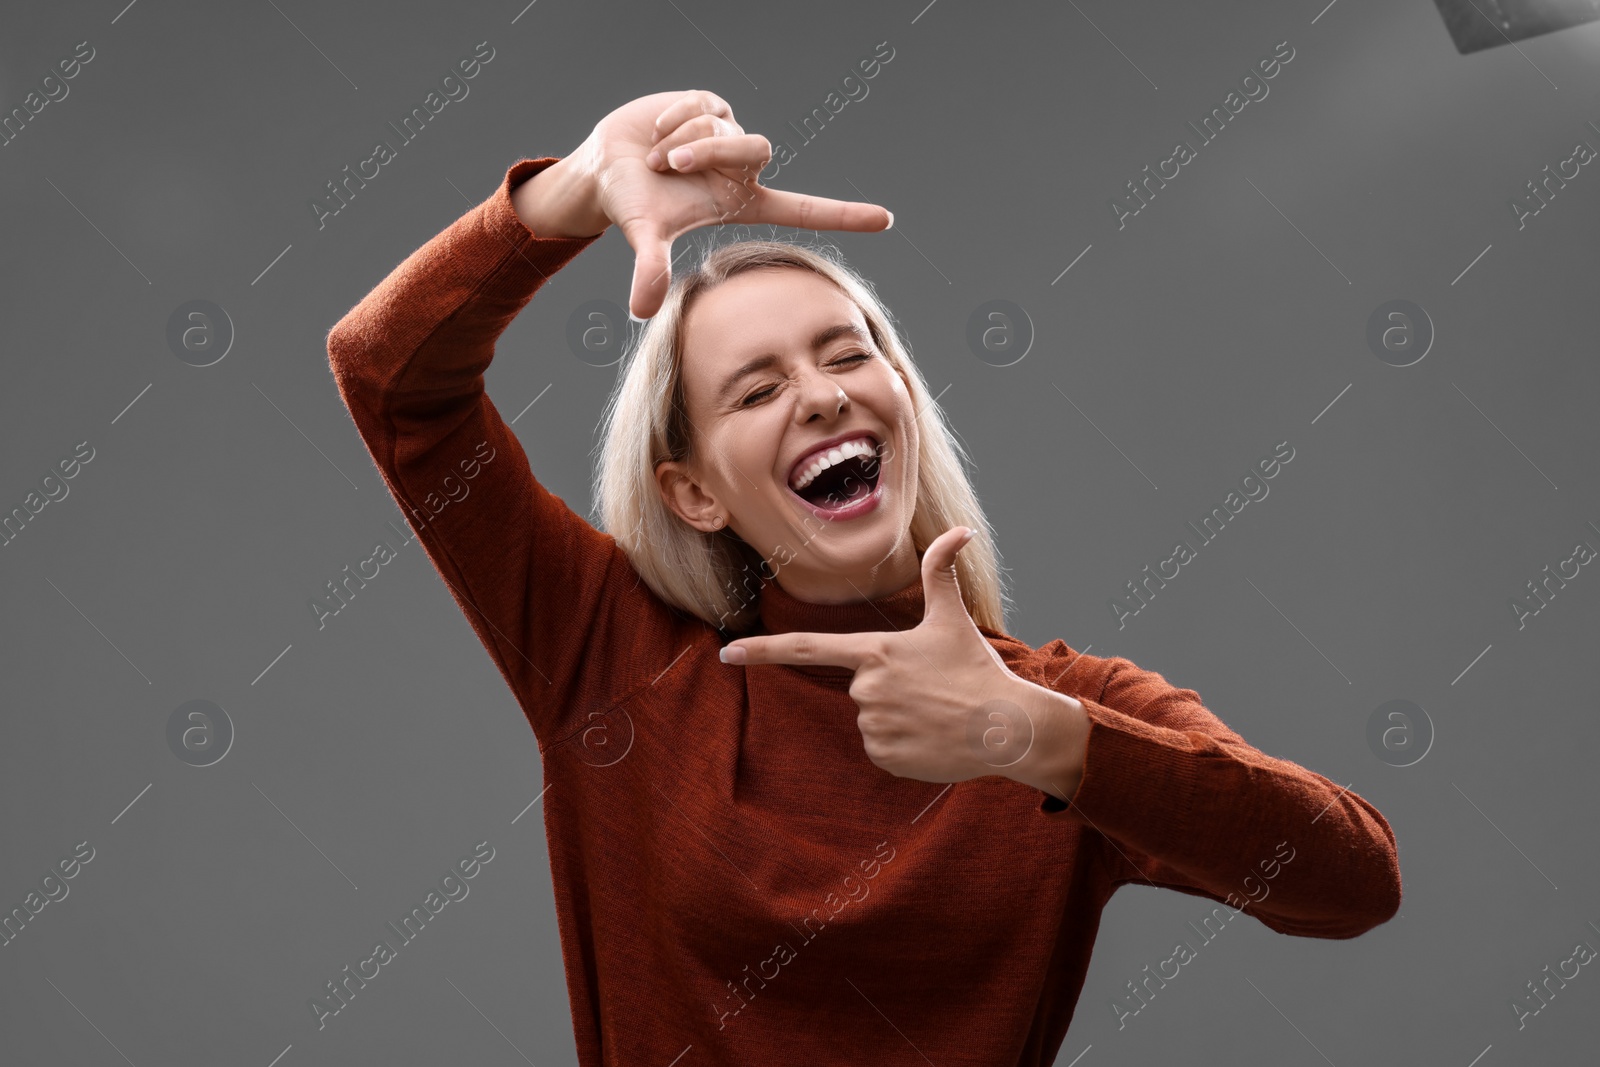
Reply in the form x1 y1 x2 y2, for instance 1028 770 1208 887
711 515 725 530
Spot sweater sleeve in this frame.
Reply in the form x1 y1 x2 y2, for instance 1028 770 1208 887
1038 651 1402 940
325 156 680 748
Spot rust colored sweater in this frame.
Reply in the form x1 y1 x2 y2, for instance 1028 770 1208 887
325 156 1402 1066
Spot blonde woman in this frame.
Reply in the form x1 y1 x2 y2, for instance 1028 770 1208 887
326 88 1401 1065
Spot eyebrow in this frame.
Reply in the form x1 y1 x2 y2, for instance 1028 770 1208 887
714 322 872 405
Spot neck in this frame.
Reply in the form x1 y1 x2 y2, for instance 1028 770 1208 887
772 537 921 605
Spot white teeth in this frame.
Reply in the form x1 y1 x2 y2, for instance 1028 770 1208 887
789 437 880 492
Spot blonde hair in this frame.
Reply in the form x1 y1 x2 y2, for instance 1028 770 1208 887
593 235 1010 637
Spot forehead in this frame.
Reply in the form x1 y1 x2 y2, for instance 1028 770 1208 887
681 267 866 373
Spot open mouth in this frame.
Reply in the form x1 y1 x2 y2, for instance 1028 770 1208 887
786 436 883 515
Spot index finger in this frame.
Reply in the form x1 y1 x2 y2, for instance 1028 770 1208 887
748 186 894 233
721 631 869 669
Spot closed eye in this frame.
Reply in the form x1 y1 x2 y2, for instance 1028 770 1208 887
740 352 873 407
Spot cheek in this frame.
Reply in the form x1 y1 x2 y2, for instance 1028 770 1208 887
699 445 747 501
889 385 917 456
718 416 784 487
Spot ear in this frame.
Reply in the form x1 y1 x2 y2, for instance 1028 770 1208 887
655 459 725 534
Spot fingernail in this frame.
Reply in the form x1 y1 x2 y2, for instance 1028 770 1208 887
668 147 692 170
647 150 662 168
628 312 647 324
884 210 894 230
719 645 746 665
960 526 977 544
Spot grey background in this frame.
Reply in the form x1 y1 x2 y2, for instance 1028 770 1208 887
2 0 1597 1064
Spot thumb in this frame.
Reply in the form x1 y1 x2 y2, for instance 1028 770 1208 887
620 219 673 320
921 525 977 627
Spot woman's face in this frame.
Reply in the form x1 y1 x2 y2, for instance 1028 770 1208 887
656 267 922 603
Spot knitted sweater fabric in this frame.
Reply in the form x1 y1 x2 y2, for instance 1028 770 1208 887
324 155 1402 1067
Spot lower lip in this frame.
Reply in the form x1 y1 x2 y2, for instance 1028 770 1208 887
787 477 884 522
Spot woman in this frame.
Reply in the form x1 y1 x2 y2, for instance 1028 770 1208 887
326 88 1401 1065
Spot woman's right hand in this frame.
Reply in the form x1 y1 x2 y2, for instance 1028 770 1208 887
519 89 894 320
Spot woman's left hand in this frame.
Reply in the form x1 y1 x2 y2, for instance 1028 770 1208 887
720 526 1051 784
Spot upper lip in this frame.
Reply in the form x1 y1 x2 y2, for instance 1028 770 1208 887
786 429 882 488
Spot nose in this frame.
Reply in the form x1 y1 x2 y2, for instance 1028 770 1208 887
794 363 848 423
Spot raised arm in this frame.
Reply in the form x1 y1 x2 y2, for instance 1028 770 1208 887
324 156 663 746
1039 648 1403 939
